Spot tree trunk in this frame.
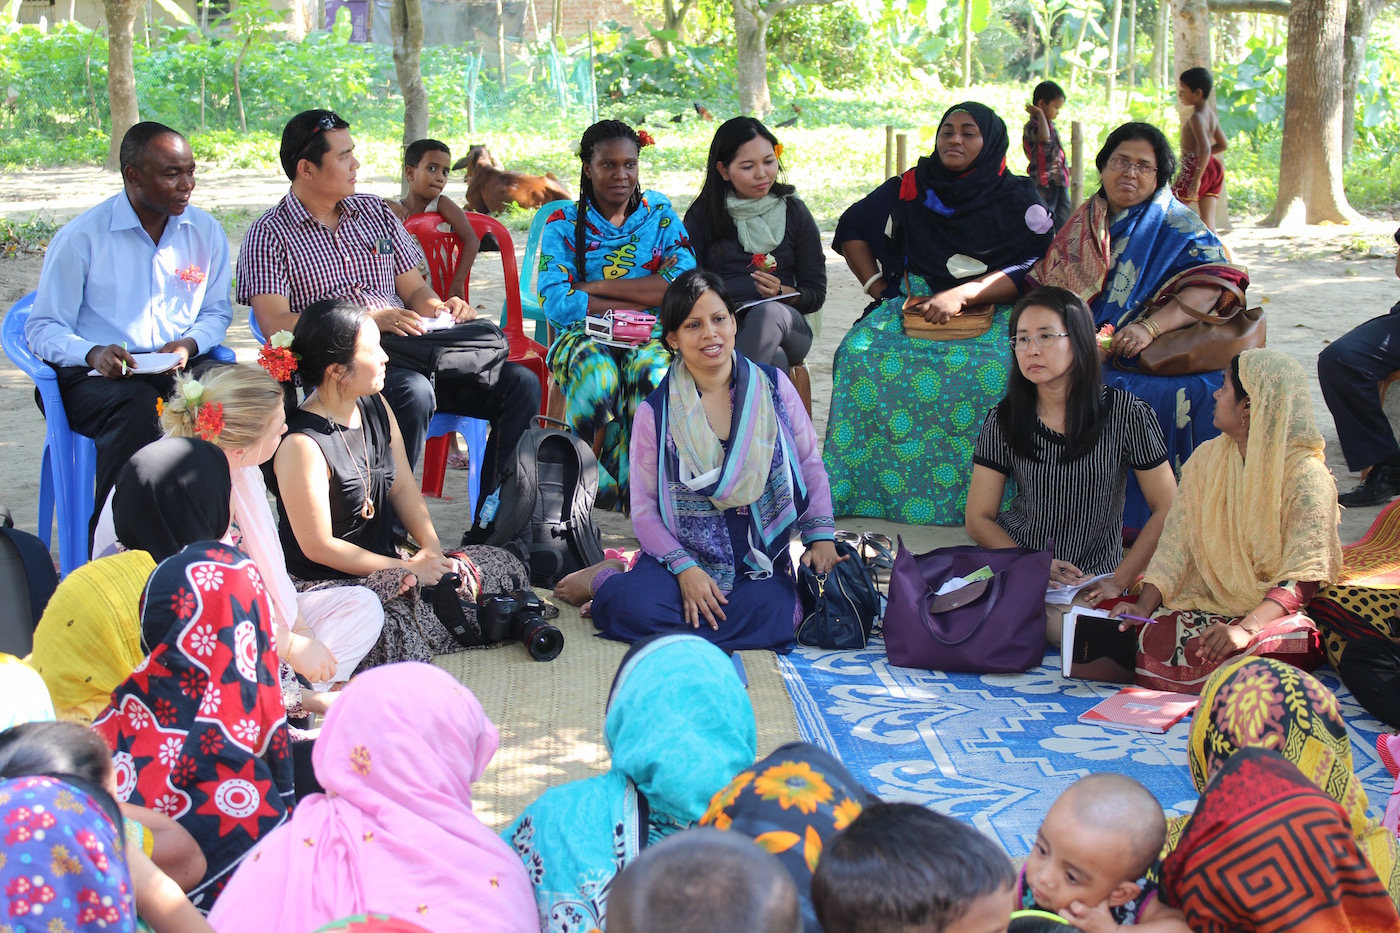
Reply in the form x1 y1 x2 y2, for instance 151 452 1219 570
961 0 973 87
285 0 308 39
1263 0 1359 224
392 0 428 196
1126 0 1136 98
1066 7 1092 92
1106 0 1122 103
1172 0 1211 80
495 0 507 86
1150 0 1170 84
733 0 772 116
1342 0 1383 159
102 0 142 171
234 40 249 134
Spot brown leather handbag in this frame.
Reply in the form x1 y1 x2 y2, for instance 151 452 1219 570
903 303 996 341
1117 274 1265 376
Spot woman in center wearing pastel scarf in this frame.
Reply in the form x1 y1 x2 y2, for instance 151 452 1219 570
209 662 536 933
579 269 840 651
507 633 757 933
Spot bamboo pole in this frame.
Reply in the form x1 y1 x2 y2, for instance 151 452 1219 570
896 133 909 175
1070 121 1084 208
885 125 894 179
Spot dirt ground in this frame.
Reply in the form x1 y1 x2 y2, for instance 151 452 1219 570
2 166 1398 556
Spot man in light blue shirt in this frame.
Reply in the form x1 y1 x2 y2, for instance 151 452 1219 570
26 121 232 539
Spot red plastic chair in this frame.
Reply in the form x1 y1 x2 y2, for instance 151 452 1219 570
403 212 551 497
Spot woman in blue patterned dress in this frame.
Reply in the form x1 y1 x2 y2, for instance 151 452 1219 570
536 120 696 508
824 102 1055 525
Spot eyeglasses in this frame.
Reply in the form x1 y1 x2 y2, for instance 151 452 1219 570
1010 333 1069 350
1105 155 1157 177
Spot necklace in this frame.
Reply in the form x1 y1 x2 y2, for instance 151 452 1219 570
326 407 375 521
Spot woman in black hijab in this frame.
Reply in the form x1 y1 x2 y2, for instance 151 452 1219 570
112 436 231 563
825 102 1054 526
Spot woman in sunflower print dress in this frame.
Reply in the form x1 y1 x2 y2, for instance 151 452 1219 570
506 634 755 933
537 120 696 508
700 742 873 933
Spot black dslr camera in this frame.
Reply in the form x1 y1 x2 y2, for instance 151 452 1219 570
477 590 564 661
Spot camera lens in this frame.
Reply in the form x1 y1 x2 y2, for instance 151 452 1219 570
517 612 564 662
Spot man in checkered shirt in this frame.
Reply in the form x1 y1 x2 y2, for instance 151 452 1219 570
236 110 540 509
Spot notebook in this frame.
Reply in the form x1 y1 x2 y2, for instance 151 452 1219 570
87 351 183 377
1060 607 1137 683
734 293 800 313
1079 687 1199 733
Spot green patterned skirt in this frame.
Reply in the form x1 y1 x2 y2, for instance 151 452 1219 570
823 291 1013 525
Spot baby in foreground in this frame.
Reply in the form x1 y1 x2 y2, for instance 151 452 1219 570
1019 773 1190 932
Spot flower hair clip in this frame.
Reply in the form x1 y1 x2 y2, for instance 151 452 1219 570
195 401 225 442
773 142 784 159
637 129 656 148
258 330 300 384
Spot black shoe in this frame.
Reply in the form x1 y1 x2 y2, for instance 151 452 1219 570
1339 463 1400 507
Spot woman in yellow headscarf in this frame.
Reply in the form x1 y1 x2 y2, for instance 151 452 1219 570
27 549 154 723
1167 655 1400 914
1110 348 1343 693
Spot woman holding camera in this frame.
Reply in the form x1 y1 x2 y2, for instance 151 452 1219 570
584 270 840 652
272 299 529 669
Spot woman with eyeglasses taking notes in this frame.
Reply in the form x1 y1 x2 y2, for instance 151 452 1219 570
965 287 1177 644
1023 122 1248 536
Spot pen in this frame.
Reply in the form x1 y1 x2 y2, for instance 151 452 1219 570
121 341 127 376
1119 613 1158 625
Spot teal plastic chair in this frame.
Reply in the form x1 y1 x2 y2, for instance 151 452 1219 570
505 199 572 345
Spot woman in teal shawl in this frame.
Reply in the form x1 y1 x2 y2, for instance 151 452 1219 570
505 634 756 932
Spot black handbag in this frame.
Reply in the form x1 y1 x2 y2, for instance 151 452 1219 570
380 319 509 392
796 540 881 649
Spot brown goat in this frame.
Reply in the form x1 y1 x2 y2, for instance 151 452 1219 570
452 145 573 215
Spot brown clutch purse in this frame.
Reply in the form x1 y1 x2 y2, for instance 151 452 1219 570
903 303 996 341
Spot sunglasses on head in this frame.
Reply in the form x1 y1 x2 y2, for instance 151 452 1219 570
295 111 345 159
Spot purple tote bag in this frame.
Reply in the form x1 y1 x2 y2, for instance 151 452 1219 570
883 537 1052 673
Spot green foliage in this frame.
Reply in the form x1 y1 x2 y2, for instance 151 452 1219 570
592 24 732 98
1214 38 1286 147
0 216 60 256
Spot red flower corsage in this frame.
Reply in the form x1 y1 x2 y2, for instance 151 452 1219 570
176 264 206 290
195 401 225 442
257 330 300 383
1096 323 1115 351
637 129 656 148
750 253 777 272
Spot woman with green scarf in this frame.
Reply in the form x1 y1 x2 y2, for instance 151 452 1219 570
505 633 757 933
684 117 826 373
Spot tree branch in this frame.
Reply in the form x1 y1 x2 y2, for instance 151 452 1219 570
762 0 837 20
1207 0 1289 14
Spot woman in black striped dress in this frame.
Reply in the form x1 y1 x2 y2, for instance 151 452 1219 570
965 286 1178 644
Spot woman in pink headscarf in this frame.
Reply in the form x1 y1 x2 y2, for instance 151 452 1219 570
208 663 537 933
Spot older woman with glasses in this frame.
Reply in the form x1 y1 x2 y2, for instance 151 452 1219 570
1024 122 1249 535
966 286 1177 643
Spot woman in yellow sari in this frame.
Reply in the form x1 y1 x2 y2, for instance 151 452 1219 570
1110 348 1342 692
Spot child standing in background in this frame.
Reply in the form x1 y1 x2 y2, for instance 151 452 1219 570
385 138 482 300
1172 68 1228 232
1024 81 1071 232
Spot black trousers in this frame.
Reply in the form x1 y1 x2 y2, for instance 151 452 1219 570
1317 301 1400 472
380 361 541 519
54 354 223 543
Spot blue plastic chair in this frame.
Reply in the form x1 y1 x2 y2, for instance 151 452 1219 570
422 414 488 517
506 199 572 345
3 294 238 577
2 293 95 577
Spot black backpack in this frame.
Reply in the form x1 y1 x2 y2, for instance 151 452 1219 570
465 425 605 587
0 508 58 657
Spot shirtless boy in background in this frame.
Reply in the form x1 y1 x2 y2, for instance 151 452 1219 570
1172 67 1228 232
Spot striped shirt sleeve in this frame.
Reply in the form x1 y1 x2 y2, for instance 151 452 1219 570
1120 394 1170 471
972 407 1014 475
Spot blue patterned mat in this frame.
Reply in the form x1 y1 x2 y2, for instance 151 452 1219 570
777 639 1394 859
